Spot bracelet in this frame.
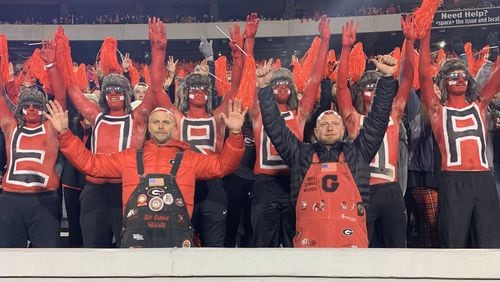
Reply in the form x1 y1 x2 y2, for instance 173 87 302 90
44 63 55 70
230 130 242 135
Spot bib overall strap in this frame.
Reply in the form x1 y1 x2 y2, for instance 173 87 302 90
170 151 184 176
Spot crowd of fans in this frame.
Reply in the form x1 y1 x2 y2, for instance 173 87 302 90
0 1 498 25
0 2 499 251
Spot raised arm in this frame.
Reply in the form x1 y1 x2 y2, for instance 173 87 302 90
221 13 258 114
300 15 331 121
337 20 361 139
243 13 258 60
40 40 66 111
228 23 244 94
149 17 172 109
67 86 100 125
392 15 416 117
45 100 124 178
418 29 440 117
0 82 16 130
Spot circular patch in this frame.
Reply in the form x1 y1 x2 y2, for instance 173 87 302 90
137 194 147 206
175 198 184 207
163 193 174 205
342 228 354 236
149 197 164 212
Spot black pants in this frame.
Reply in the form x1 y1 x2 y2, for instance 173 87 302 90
366 182 407 248
439 171 500 248
250 174 295 247
192 178 227 247
223 174 254 247
80 183 122 248
64 187 83 247
0 191 60 248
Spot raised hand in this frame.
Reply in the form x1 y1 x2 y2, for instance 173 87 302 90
487 32 498 62
121 53 131 70
318 15 331 40
95 60 103 78
220 99 248 134
229 23 243 55
148 17 167 50
371 55 398 77
167 55 178 75
40 40 56 65
401 14 417 41
199 35 214 59
44 100 68 133
256 58 274 88
341 20 358 48
244 12 259 38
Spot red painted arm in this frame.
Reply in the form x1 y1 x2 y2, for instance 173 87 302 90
419 30 440 116
300 15 331 122
393 15 416 117
40 41 67 111
149 17 173 109
133 88 156 124
46 66 66 111
217 13 258 116
67 86 100 125
0 81 16 130
229 23 244 95
337 21 361 139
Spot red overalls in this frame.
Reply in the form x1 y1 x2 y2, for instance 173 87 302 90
294 153 368 248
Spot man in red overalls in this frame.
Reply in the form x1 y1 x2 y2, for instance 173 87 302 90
45 99 246 248
336 18 416 247
257 56 398 247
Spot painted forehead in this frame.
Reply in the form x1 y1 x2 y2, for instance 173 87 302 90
149 108 176 122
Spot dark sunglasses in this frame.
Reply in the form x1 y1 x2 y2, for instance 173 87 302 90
364 83 376 91
21 103 44 110
272 79 291 87
188 85 208 92
103 85 125 94
446 72 470 81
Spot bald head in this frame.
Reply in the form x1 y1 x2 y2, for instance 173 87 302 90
314 110 345 145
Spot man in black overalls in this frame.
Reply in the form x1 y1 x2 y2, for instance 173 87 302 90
46 100 247 248
121 150 195 248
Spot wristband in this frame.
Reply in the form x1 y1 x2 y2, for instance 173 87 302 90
44 63 55 70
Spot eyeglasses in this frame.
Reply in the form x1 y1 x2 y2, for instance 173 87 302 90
103 85 125 94
364 83 376 91
272 80 291 87
21 103 44 110
446 71 470 81
188 85 208 92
